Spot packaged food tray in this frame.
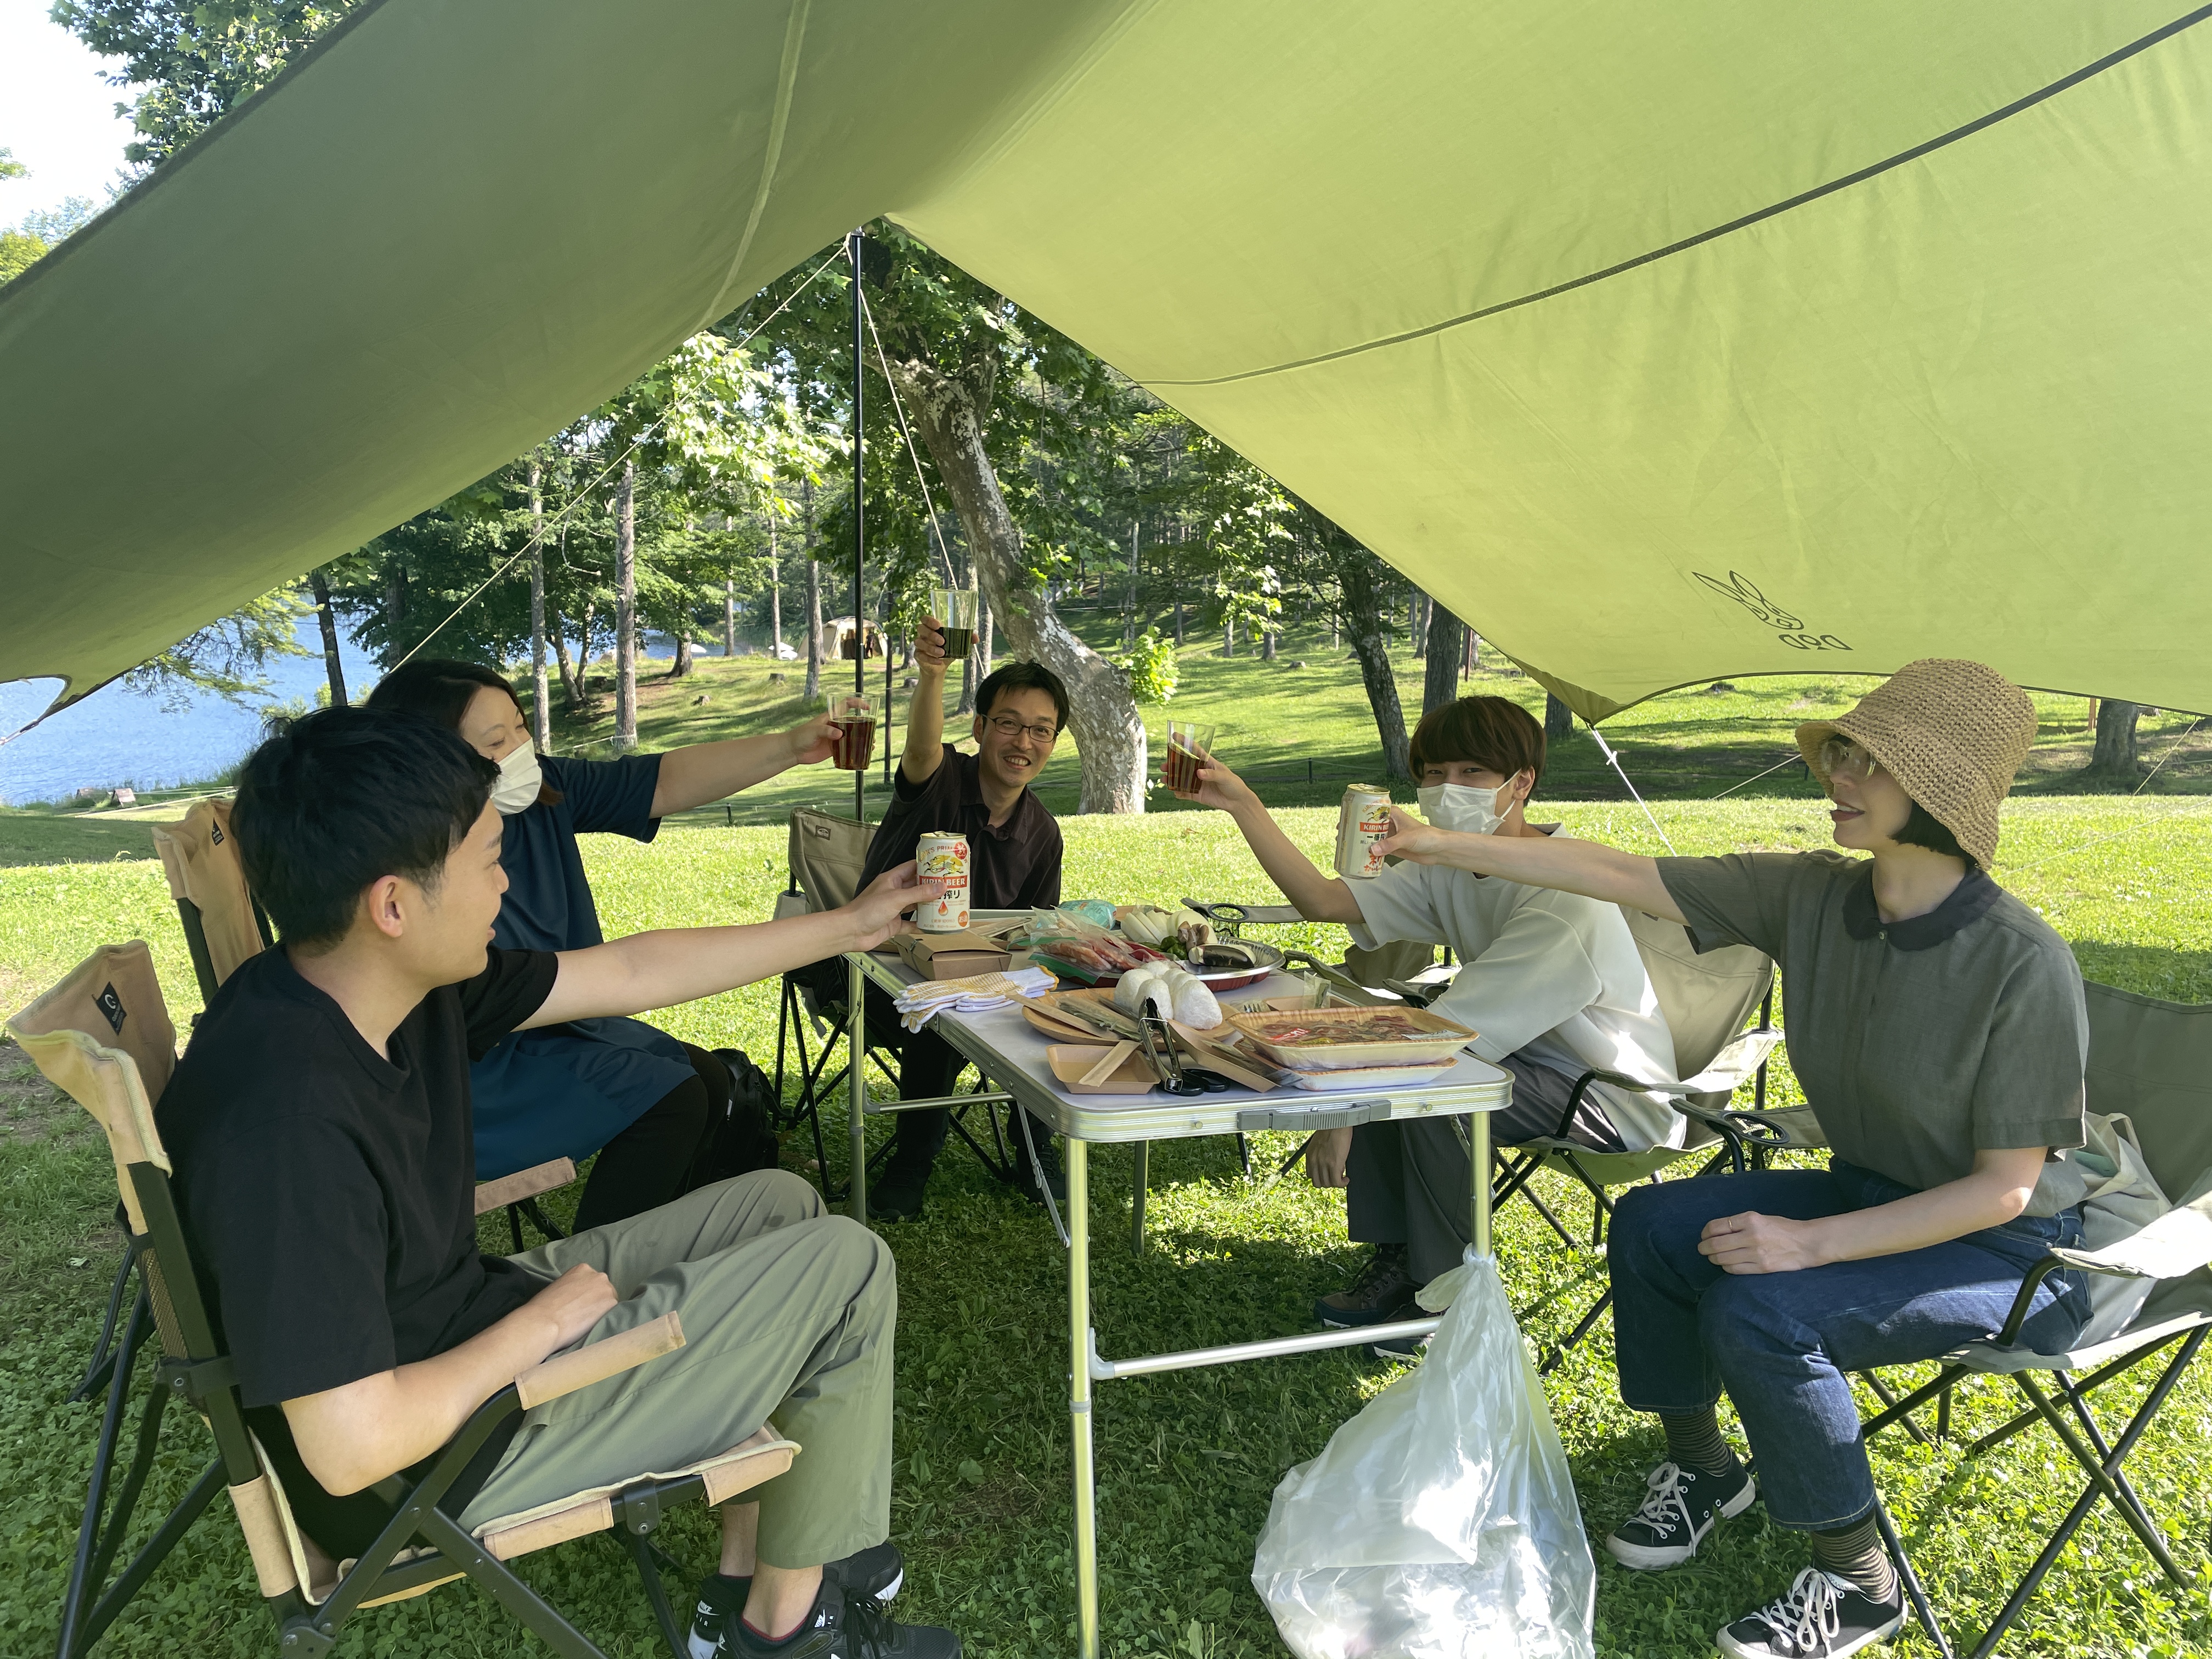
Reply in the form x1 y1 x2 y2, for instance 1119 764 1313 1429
1223 1005 1477 1071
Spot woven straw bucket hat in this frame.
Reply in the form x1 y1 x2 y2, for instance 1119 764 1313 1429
1795 659 2036 870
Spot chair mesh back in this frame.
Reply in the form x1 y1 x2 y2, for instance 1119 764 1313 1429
2085 981 2212 1206
152 798 264 988
6 943 189 1352
787 808 876 913
1618 905 1775 1077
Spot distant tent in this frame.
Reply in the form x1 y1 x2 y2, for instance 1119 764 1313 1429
4 1 2210 723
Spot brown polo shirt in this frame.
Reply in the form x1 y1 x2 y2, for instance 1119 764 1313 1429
1656 851 2089 1215
856 743 1062 911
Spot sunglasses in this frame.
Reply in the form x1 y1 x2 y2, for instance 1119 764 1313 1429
1817 737 1885 780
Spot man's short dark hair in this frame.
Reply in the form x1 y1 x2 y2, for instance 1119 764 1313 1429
974 661 1070 733
1894 799 1970 863
1408 695 1547 786
232 706 498 951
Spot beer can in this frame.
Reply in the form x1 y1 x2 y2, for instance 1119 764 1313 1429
915 831 972 932
1333 785 1393 880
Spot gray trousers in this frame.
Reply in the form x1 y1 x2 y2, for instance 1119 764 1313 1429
456 1170 894 1568
1347 1051 1624 1282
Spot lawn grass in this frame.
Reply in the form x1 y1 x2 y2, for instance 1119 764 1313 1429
3 795 2209 1657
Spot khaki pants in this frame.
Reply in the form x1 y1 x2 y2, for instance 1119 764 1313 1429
455 1170 894 1568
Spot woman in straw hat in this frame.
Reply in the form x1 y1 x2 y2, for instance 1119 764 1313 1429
1374 659 2094 1659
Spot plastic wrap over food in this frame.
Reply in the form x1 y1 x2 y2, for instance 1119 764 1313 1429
1251 1254 1595 1659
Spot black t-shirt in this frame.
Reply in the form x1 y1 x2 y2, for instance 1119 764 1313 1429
858 743 1063 909
158 945 560 1553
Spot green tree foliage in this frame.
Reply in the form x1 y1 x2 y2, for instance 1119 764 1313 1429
122 585 313 709
50 0 366 168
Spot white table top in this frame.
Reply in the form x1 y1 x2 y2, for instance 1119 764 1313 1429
847 949 1512 1144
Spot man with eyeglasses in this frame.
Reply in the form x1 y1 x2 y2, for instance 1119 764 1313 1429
804 617 1070 1220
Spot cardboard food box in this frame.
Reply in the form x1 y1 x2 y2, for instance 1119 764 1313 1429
894 930 1014 980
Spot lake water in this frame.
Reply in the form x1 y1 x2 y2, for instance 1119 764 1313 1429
0 624 746 806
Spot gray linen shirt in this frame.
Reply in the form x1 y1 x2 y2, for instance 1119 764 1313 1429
1656 851 2088 1216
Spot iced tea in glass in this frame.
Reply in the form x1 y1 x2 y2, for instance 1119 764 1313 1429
934 586 980 659
1162 719 1216 793
828 692 877 771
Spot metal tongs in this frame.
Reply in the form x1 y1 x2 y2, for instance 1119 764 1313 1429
1138 1012 1209 1096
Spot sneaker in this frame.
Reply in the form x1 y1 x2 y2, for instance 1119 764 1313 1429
689 1547 907 1659
1369 1300 1436 1361
867 1165 930 1223
720 1578 959 1657
1314 1244 1415 1329
1604 1459 1757 1570
1717 1568 1903 1658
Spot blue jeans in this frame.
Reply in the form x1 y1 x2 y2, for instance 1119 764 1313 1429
1609 1160 2091 1530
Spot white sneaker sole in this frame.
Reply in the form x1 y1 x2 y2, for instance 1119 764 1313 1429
1716 1605 1901 1658
1603 1474 1758 1571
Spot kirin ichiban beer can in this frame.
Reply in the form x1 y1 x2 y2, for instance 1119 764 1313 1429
1333 785 1394 880
915 831 972 932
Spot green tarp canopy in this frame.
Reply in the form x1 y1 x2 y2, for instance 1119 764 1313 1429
5 0 2210 722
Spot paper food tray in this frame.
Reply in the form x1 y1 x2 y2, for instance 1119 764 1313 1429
1225 1005 1476 1071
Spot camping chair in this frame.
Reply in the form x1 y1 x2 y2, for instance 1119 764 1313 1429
1847 980 2212 1659
1481 906 1804 1373
149 798 572 1256
774 806 1019 1197
10 941 796 1659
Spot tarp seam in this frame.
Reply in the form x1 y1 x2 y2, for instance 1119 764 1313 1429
692 0 813 335
1150 3 2212 388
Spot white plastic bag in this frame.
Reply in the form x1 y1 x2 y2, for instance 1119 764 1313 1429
1251 1253 1596 1659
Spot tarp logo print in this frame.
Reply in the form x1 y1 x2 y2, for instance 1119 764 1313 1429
1694 571 1850 653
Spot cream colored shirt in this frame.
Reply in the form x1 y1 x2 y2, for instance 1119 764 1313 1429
1346 830 1684 1149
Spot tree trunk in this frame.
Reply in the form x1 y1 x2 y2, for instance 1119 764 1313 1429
803 483 823 701
672 634 693 679
308 567 348 706
614 461 638 747
526 461 549 744
1467 629 1480 676
1262 629 1278 662
1422 599 1465 716
725 576 737 658
979 595 994 675
768 518 783 658
2090 699 2141 778
890 357 1146 812
1125 520 1139 649
551 606 584 713
1334 549 1410 781
1223 619 1234 658
1173 596 1185 647
578 599 597 696
1412 592 1429 659
383 560 407 636
1545 693 1573 744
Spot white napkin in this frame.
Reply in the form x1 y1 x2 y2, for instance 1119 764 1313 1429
893 967 1057 1031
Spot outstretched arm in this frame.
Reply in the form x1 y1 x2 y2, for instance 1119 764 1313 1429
1173 754 1364 925
899 615 951 788
1372 806 1683 923
524 863 930 1028
650 715 842 817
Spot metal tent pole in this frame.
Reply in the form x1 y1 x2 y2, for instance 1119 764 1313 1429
847 225 868 1222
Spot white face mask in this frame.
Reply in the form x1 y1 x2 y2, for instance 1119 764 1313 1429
1418 778 1513 835
489 743 543 814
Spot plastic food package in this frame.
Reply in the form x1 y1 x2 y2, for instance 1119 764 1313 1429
1252 1253 1596 1659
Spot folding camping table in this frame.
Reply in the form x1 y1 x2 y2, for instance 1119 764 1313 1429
842 946 1513 1659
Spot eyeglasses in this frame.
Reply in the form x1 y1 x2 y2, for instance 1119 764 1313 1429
1818 737 1885 780
986 714 1059 744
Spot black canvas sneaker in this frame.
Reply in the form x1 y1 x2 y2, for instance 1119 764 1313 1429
1603 1458 1757 1570
1314 1243 1416 1328
1717 1567 1904 1658
719 1578 960 1658
689 1544 906 1659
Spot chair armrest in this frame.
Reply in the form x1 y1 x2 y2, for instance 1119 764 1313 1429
516 1312 685 1409
473 1158 578 1216
2050 1198 2212 1284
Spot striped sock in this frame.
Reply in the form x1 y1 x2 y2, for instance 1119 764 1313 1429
1658 1407 1740 1479
1811 1513 1899 1604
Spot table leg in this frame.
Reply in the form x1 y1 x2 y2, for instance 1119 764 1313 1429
1068 1137 1099 1659
1470 1107 1492 1259
1130 1141 1149 1257
848 955 868 1223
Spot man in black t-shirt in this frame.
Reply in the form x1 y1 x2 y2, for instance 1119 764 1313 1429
157 707 959 1659
809 625 1068 1222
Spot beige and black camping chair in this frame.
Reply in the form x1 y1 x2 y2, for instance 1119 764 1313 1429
11 941 795 1659
772 806 1022 1197
1476 906 1805 1372
1846 980 2212 1659
148 798 574 1255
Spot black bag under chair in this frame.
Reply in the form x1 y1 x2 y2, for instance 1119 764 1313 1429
10 941 796 1659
